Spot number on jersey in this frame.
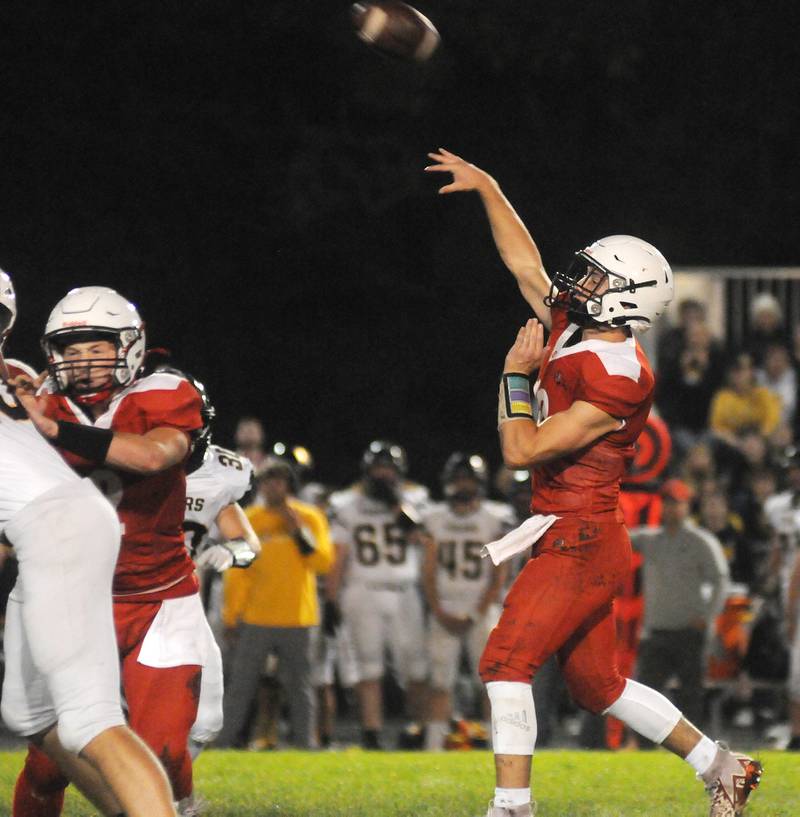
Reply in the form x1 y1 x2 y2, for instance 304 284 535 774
353 523 407 566
438 540 484 580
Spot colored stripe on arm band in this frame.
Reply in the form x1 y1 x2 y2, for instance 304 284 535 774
498 373 533 426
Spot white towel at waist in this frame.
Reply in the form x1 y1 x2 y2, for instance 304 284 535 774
480 513 559 566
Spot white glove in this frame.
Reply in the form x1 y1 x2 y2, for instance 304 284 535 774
195 544 234 572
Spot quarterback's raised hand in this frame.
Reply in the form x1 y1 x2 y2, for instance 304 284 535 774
425 148 497 195
504 318 547 376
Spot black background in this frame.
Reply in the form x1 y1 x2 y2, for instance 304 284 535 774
1 1 798 487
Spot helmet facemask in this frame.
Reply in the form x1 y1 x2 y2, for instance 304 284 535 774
547 236 674 332
546 251 659 330
44 327 144 406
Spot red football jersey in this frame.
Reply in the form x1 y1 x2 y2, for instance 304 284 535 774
530 306 654 516
44 372 202 595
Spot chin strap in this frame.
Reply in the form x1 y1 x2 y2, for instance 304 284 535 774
71 384 117 406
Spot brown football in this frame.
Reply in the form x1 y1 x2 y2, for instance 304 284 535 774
351 1 440 62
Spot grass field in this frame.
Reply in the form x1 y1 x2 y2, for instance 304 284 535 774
0 748 798 817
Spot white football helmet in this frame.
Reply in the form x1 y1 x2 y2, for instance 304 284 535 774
546 235 673 332
0 270 16 348
42 286 145 398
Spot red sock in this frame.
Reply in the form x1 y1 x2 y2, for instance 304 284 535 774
13 745 68 817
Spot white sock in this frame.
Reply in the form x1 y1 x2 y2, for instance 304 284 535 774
494 787 531 808
425 721 449 751
685 735 718 775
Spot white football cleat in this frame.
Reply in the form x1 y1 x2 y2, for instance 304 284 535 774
485 800 537 817
702 744 763 816
176 792 208 817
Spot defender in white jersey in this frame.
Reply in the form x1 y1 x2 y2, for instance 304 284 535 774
185 442 258 753
0 271 175 817
421 453 513 750
155 368 260 771
328 440 430 749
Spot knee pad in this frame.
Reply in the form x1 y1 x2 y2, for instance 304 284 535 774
486 681 537 755
602 678 682 744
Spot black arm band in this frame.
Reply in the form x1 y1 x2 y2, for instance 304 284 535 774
55 420 114 463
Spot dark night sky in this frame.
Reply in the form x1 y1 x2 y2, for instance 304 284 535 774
1 1 798 487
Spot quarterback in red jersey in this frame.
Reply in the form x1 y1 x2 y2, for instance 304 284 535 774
426 149 762 817
13 286 205 815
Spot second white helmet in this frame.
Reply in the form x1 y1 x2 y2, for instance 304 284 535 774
0 270 16 347
42 286 146 392
548 235 674 333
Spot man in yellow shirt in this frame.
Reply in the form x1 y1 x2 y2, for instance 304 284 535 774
709 352 782 443
217 456 333 748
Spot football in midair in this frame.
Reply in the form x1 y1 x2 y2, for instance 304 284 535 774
351 2 440 62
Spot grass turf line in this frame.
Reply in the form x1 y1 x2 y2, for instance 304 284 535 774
0 749 797 817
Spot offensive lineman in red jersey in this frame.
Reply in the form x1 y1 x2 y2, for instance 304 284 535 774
13 286 205 816
426 149 762 817
1 273 177 817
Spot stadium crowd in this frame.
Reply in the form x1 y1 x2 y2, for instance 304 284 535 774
1 289 799 761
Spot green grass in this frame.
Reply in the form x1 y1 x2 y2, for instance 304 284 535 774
0 749 798 817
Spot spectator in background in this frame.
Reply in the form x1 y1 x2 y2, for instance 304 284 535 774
762 451 800 600
757 344 797 428
785 554 800 750
234 416 267 471
697 490 755 589
792 325 800 372
217 456 334 748
709 352 782 447
656 318 726 456
679 442 718 502
746 292 789 366
750 467 778 509
656 298 708 372
633 479 729 730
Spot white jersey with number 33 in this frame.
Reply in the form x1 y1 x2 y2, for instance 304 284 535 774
183 444 253 555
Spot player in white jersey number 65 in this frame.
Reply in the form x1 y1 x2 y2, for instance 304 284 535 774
0 270 176 817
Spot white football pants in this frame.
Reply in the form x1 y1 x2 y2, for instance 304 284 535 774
1 479 126 753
